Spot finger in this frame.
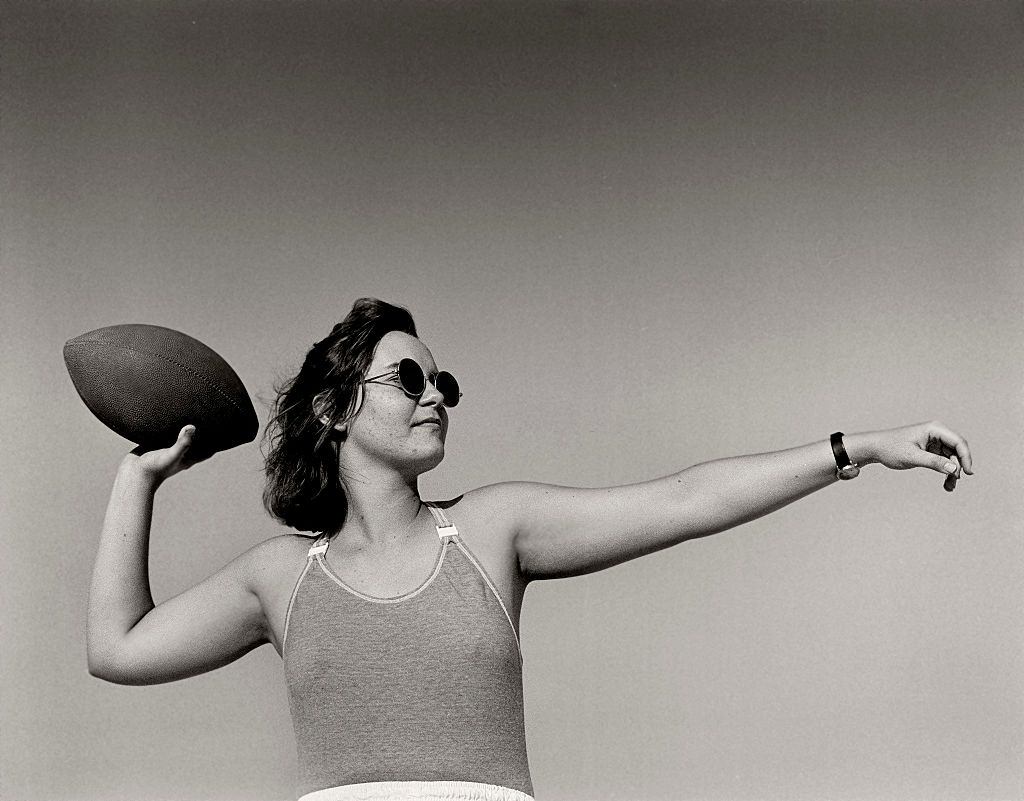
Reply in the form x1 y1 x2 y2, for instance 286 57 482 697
943 456 960 491
927 422 973 475
956 438 973 475
173 425 197 456
919 450 960 477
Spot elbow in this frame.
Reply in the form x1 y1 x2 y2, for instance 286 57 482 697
88 659 148 686
87 645 136 685
88 659 118 683
88 667 118 684
87 652 123 683
86 633 116 681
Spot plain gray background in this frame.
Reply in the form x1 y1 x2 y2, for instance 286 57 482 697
3 2 1022 799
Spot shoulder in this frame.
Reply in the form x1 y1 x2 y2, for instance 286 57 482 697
429 481 557 551
232 532 319 592
241 531 317 563
441 481 550 510
432 482 539 529
446 482 571 526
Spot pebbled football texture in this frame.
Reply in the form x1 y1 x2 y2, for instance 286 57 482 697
64 324 259 456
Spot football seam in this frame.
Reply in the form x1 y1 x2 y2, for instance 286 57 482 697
66 340 253 425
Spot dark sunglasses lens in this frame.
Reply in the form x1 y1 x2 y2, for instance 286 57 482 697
397 359 425 396
436 371 460 407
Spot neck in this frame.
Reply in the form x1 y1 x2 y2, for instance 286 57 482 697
337 463 423 547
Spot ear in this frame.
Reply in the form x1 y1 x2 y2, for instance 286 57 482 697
312 391 346 433
313 386 363 433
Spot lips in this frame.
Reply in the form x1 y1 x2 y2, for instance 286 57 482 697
414 419 442 427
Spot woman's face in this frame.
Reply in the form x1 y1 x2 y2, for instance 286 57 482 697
340 331 449 477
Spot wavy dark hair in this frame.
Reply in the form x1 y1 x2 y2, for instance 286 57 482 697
262 298 417 533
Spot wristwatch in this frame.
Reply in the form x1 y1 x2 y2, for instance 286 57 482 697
830 431 860 480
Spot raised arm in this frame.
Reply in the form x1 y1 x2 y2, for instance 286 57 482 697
505 421 972 581
87 426 269 685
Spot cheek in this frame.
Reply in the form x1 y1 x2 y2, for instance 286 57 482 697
351 398 414 441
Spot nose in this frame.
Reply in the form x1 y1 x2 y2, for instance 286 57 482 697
418 377 445 408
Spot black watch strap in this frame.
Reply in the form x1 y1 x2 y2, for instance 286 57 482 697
830 431 851 468
830 431 860 479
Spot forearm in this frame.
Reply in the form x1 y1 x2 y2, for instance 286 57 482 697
674 432 877 538
87 459 160 672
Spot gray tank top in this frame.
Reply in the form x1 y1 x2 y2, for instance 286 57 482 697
282 503 533 798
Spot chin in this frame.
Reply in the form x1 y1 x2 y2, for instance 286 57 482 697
419 447 445 473
404 444 445 476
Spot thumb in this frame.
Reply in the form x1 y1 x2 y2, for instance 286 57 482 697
173 424 197 456
919 449 959 477
176 424 217 467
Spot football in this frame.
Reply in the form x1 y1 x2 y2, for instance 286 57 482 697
63 324 259 457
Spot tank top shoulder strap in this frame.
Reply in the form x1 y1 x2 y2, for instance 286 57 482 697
424 502 459 541
306 532 330 558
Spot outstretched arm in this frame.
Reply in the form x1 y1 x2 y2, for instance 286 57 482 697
504 421 972 581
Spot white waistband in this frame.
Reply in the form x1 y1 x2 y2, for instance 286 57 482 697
298 781 535 801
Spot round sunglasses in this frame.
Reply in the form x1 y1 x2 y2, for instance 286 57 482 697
362 358 462 408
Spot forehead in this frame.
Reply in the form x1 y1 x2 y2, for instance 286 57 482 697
368 331 437 372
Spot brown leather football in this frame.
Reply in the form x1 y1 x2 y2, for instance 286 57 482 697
63 324 258 456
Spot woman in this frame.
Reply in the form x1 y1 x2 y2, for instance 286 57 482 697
87 298 973 801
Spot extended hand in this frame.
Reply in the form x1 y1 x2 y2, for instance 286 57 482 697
858 421 973 492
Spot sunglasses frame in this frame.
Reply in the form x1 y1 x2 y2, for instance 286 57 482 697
362 358 462 408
